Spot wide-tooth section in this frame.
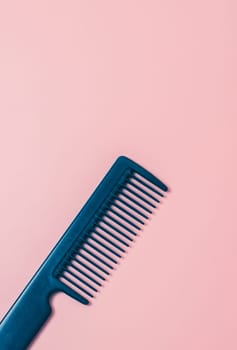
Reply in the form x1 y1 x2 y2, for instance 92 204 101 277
56 168 166 304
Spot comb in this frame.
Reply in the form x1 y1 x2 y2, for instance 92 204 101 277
0 156 168 350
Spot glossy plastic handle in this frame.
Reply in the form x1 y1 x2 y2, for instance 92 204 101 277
0 276 53 350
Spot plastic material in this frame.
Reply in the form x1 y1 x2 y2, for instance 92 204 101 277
0 156 168 350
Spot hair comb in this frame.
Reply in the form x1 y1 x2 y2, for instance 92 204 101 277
0 156 168 349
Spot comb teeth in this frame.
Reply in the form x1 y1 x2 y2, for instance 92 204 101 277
55 170 167 304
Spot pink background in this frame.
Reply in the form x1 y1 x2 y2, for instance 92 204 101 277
0 1 237 349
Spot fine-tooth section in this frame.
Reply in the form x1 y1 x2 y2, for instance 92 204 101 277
60 273 94 298
120 190 153 213
99 218 134 241
69 261 102 286
81 245 114 270
96 223 130 247
130 176 164 198
74 254 107 279
111 200 145 224
111 204 144 228
86 240 118 263
93 229 126 252
77 252 110 275
133 172 167 195
55 159 167 305
127 179 160 203
123 185 157 208
115 195 149 219
105 212 138 236
66 266 98 292
91 230 122 258
106 206 141 230
90 234 122 258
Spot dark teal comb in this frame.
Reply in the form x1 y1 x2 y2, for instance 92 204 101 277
0 156 168 349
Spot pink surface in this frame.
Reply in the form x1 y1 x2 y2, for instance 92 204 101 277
0 1 237 349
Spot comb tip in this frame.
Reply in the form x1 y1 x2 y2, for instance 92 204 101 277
116 156 169 192
162 184 169 192
116 155 131 163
